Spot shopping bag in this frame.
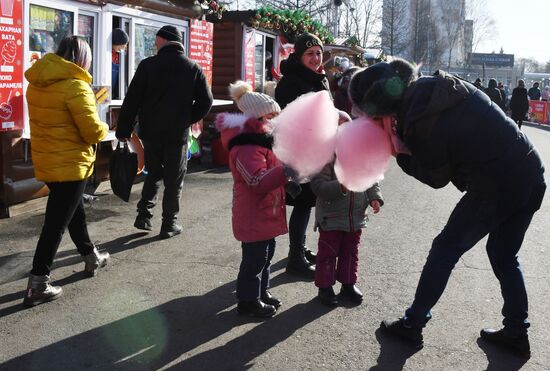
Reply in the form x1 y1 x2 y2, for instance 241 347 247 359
109 141 138 202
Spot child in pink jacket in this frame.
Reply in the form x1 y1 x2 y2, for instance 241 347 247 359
216 81 298 318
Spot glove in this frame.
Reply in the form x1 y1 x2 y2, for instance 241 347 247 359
285 180 302 199
283 165 299 180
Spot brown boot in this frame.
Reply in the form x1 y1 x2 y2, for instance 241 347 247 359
22 274 62 307
83 247 110 277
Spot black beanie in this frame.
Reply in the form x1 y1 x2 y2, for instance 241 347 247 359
293 33 323 57
112 28 129 46
156 25 183 43
349 59 417 117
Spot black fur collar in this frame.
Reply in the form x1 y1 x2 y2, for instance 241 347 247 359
228 132 273 151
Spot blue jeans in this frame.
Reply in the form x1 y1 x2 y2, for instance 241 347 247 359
404 178 546 334
237 239 276 301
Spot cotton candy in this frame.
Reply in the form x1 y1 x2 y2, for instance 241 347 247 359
334 117 393 192
272 91 339 180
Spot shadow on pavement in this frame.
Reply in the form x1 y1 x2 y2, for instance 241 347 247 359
0 278 332 370
476 338 528 371
368 327 422 371
0 232 160 318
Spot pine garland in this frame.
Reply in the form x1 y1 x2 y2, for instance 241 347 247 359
249 6 334 44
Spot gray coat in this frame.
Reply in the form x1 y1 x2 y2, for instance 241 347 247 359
310 162 383 232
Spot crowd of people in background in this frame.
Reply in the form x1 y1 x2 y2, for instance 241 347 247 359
471 77 550 129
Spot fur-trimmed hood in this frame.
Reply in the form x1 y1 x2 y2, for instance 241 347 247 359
215 113 272 150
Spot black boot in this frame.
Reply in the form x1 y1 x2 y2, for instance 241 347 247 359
261 291 282 308
318 287 338 307
237 299 276 318
301 235 316 264
286 245 315 278
380 318 424 349
480 328 530 359
339 284 363 303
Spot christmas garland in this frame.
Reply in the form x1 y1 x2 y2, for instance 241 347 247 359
249 6 334 44
197 0 226 19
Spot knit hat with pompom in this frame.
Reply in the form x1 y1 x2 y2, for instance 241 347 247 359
229 80 281 118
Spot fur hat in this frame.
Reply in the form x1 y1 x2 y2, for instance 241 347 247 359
293 33 323 58
229 80 281 118
112 28 129 46
349 58 418 117
156 25 182 43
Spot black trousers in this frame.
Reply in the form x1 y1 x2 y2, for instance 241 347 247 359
31 179 95 276
137 140 187 226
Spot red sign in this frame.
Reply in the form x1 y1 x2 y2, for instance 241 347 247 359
0 0 23 131
189 19 213 87
242 27 255 89
528 100 548 124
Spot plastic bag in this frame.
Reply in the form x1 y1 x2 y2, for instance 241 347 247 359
109 141 138 202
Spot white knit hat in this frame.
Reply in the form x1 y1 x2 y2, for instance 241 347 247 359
229 80 281 118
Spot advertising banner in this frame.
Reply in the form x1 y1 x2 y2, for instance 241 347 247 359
242 27 255 89
0 0 23 132
189 19 213 87
528 100 548 124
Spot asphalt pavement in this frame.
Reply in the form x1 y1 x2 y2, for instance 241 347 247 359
0 124 549 370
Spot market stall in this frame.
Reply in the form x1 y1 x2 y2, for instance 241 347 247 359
0 0 207 217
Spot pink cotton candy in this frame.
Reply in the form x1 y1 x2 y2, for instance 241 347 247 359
272 91 339 179
334 117 393 192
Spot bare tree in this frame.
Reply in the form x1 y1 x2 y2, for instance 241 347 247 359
380 0 409 56
465 0 496 53
438 0 465 70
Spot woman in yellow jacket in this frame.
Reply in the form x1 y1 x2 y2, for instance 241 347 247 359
23 36 110 306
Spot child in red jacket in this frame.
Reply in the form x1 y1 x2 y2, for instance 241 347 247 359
216 81 298 318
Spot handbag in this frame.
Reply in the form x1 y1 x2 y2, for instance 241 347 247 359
109 141 138 202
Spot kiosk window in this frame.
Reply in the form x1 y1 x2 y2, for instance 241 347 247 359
134 24 158 70
29 5 73 56
78 14 95 75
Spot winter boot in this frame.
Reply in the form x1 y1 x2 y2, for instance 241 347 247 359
22 274 62 307
83 247 110 277
339 284 363 303
318 287 338 307
237 299 276 318
261 291 282 308
380 318 424 349
159 223 182 239
480 328 531 359
286 245 315 278
301 236 316 264
134 215 153 231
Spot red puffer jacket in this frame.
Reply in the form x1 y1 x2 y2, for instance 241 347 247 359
216 113 288 242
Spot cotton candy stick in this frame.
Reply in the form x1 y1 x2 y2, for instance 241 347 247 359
272 91 339 180
334 117 393 192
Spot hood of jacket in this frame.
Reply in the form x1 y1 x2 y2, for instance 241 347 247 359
397 70 469 140
279 54 327 84
25 53 92 88
215 113 271 150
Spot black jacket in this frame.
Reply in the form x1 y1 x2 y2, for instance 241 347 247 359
274 54 331 207
116 42 213 144
510 87 529 120
395 71 544 193
275 54 331 109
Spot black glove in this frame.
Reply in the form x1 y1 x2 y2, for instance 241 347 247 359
283 165 299 180
285 180 302 199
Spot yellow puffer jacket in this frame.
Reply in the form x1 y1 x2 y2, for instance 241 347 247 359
25 53 108 182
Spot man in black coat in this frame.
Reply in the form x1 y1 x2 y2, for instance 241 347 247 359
116 25 213 239
349 59 545 359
